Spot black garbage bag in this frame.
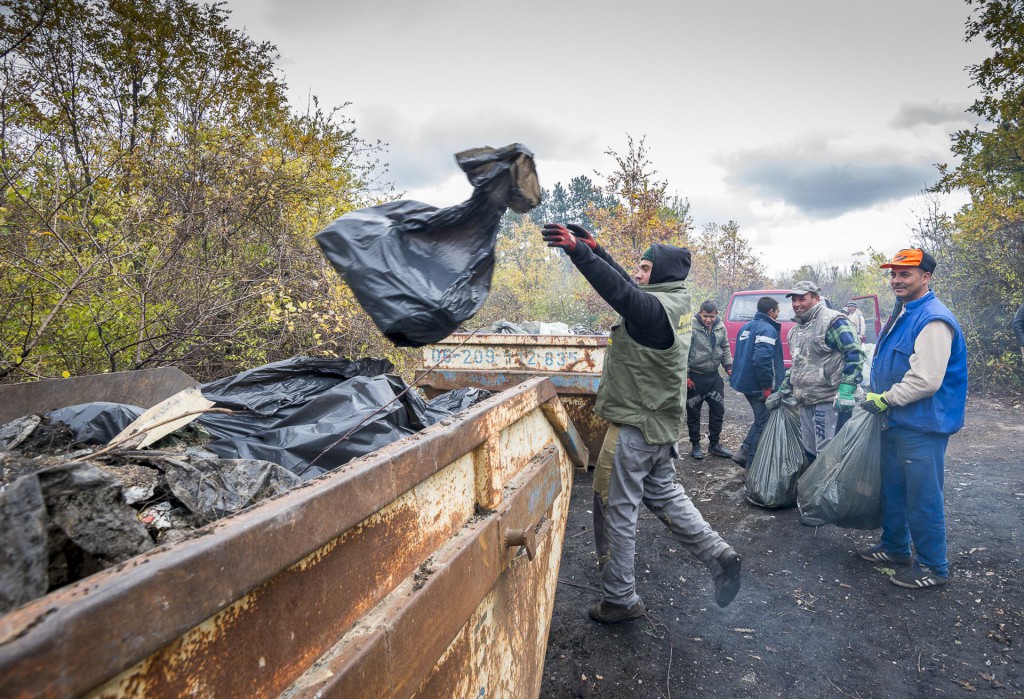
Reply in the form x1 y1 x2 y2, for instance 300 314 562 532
198 357 395 440
201 356 394 416
797 410 883 529
201 373 435 481
158 455 301 523
315 144 541 347
423 387 493 423
45 402 144 445
744 399 807 508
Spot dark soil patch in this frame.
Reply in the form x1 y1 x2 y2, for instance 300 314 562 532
542 391 1023 697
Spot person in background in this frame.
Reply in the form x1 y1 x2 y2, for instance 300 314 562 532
686 300 733 460
768 281 865 465
729 296 784 468
845 301 867 343
540 222 741 623
858 248 967 589
1013 302 1024 363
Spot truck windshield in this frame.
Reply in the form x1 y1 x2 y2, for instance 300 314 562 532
728 294 795 322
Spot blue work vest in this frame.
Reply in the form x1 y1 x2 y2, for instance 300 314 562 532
870 291 967 435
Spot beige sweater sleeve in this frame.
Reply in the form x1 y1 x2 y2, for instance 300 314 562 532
885 320 954 407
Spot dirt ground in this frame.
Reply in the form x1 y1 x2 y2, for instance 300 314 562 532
541 389 1023 698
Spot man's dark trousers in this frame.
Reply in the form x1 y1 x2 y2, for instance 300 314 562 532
740 392 770 460
686 372 726 447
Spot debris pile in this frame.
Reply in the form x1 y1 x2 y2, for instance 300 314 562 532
0 357 491 612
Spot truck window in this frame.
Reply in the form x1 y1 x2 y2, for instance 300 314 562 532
728 294 795 322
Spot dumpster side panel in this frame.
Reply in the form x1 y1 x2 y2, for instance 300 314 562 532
0 377 581 698
413 431 570 697
0 367 198 424
418 334 610 465
281 430 571 698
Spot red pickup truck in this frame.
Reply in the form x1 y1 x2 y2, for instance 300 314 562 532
723 290 881 368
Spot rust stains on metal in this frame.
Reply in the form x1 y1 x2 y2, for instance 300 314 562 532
418 334 610 466
284 445 568 698
0 377 576 699
422 333 606 376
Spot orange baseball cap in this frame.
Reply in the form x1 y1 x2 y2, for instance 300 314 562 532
880 248 936 273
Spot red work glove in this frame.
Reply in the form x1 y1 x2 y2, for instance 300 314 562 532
565 224 598 250
762 388 772 399
541 223 577 252
687 378 695 391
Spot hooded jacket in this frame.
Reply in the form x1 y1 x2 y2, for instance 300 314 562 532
567 242 693 443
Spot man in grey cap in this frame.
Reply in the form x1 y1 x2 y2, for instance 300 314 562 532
845 301 867 343
767 281 865 468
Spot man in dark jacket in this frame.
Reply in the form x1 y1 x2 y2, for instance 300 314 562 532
686 300 733 459
542 223 741 624
729 296 785 467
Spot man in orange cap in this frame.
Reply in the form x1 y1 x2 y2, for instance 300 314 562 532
858 248 967 589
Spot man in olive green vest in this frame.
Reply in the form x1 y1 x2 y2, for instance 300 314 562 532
542 223 741 624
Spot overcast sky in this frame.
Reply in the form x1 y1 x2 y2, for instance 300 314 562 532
224 0 989 275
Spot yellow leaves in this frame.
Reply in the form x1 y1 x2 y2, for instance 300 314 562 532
61 370 71 378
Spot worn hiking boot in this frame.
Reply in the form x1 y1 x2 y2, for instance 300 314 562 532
710 547 742 608
690 445 706 459
708 444 733 459
890 563 948 589
857 543 912 566
588 599 646 624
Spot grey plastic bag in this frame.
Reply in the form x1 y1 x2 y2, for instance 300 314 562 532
796 409 883 529
744 398 807 508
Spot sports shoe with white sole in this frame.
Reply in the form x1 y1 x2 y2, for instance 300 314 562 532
857 543 912 566
890 563 948 589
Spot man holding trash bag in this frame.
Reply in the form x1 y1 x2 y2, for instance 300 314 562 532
858 248 967 589
541 223 741 623
767 281 865 462
730 296 785 467
686 300 734 460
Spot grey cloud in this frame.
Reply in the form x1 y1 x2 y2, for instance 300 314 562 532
727 151 935 218
890 102 973 129
358 105 599 190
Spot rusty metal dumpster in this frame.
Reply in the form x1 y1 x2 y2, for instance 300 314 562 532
0 376 586 698
417 333 609 463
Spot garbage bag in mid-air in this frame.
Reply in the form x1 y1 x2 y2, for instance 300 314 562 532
315 144 541 347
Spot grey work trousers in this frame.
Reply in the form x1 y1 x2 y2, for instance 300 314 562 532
798 402 839 456
592 423 730 608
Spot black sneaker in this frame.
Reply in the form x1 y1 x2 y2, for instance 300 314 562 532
857 543 912 566
710 547 742 608
690 445 705 459
708 444 733 459
731 449 748 468
588 599 646 624
890 563 948 589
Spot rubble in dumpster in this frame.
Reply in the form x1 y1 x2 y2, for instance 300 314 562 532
0 356 491 612
485 319 603 335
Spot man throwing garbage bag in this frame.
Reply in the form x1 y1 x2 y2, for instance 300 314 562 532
541 223 741 623
858 248 967 589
